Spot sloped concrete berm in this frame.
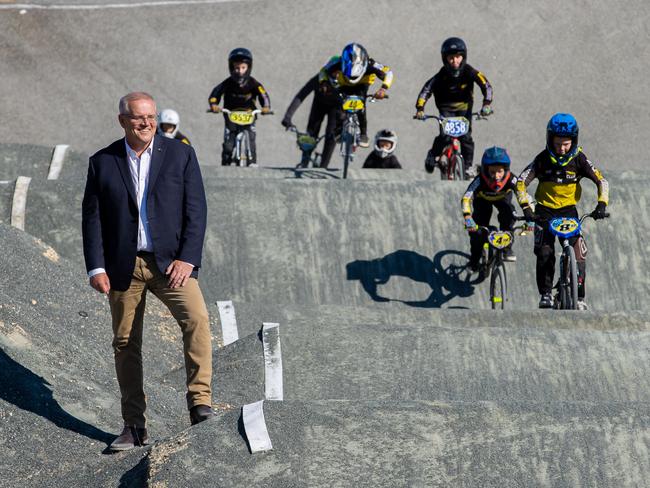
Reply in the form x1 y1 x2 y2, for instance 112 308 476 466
2 169 647 311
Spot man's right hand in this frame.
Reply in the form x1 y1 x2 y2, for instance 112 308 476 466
210 104 221 113
281 118 293 129
415 111 425 120
90 273 110 294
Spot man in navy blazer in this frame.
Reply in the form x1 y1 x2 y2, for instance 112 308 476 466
82 92 214 451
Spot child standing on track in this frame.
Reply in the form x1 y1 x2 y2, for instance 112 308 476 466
516 113 609 309
363 130 402 169
208 47 271 166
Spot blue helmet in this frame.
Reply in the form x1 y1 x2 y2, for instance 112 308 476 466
546 113 579 165
341 43 369 84
481 146 511 189
481 146 511 167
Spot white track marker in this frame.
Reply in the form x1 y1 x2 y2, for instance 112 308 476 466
47 144 68 180
242 400 272 453
0 0 255 10
11 176 31 231
262 322 283 401
217 300 238 345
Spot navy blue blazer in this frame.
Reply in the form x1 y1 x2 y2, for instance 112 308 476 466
82 136 208 291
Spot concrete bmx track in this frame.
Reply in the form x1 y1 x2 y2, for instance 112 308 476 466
1 1 650 487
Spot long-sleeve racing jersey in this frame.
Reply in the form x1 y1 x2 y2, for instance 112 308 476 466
416 64 492 113
516 148 609 210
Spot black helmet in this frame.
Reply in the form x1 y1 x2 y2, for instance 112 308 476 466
441 37 467 77
228 47 253 84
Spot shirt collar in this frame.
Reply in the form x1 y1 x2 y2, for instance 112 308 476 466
124 136 155 159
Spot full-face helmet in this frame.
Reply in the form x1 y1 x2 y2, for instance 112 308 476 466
341 43 369 84
480 146 511 191
441 37 467 78
157 108 180 138
546 113 579 165
373 129 397 158
228 47 253 85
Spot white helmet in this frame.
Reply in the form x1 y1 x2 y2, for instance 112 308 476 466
158 108 180 138
373 129 397 158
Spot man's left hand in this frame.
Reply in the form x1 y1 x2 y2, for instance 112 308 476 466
165 260 194 288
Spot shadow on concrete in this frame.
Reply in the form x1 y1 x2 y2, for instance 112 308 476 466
0 348 114 445
346 249 478 308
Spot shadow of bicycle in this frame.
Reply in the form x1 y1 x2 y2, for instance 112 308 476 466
346 249 481 308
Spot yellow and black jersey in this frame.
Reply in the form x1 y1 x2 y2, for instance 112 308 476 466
208 76 271 111
516 149 609 210
416 64 492 113
319 56 393 90
461 172 517 215
174 131 191 146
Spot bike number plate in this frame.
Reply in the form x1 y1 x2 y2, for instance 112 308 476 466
488 231 513 250
442 117 469 137
228 111 255 125
549 218 581 238
342 97 365 112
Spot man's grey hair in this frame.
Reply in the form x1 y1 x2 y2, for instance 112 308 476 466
119 92 156 114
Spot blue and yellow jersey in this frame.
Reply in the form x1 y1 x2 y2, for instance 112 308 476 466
461 172 518 215
318 56 393 90
516 149 609 210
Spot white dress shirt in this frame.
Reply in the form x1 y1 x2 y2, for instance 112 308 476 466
88 137 155 278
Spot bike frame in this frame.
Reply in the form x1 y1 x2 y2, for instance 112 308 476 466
416 112 487 180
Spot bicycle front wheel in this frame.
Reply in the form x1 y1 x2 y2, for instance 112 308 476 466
566 246 578 309
490 262 506 309
452 153 464 180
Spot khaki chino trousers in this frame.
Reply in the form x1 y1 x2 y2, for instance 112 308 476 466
108 253 212 427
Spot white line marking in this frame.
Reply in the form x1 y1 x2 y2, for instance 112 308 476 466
262 322 283 401
242 400 272 453
217 300 238 345
11 176 31 231
0 0 253 10
47 144 68 180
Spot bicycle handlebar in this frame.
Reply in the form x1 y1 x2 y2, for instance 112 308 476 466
413 112 489 122
206 108 274 115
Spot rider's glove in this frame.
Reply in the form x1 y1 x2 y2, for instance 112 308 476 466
480 104 493 116
281 117 293 129
592 201 608 220
464 216 478 232
261 107 271 115
374 88 387 100
415 110 426 120
210 105 222 113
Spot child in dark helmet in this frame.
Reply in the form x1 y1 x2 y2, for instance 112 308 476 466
415 37 493 177
517 113 609 310
363 130 402 169
462 147 530 271
208 47 271 166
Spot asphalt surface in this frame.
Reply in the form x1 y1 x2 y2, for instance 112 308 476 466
1 0 649 171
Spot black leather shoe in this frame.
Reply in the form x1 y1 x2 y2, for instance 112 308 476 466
110 426 149 451
189 404 216 425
